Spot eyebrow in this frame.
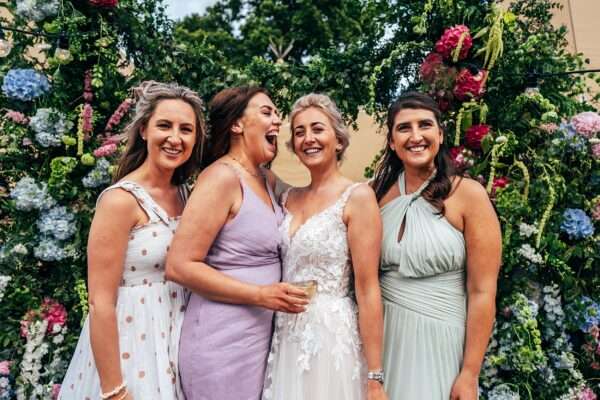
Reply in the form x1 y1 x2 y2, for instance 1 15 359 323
396 118 435 127
155 119 194 127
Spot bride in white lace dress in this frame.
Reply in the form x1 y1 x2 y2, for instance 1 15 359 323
262 94 387 400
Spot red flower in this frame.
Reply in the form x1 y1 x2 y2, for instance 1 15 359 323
420 53 444 83
449 145 465 168
492 176 510 190
465 124 491 150
453 68 487 101
435 25 473 61
89 0 118 6
41 298 67 333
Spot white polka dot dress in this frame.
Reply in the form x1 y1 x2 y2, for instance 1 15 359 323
58 181 188 400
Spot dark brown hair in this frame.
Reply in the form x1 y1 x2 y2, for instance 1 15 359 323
371 91 461 214
204 86 270 167
113 81 207 184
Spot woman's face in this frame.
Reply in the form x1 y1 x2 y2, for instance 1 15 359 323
389 108 442 171
235 92 281 165
291 107 339 170
142 99 197 171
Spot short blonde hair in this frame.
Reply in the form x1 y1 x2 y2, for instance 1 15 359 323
288 93 350 161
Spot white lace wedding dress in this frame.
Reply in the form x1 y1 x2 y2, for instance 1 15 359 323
262 184 366 400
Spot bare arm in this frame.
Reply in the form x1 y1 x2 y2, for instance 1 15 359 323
87 189 143 395
451 180 502 400
165 164 306 312
346 184 387 400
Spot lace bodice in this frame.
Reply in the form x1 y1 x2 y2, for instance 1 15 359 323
279 183 362 298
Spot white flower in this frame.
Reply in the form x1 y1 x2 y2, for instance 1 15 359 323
11 243 28 255
518 223 538 238
517 243 543 264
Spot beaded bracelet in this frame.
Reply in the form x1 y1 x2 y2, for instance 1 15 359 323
115 389 129 400
100 381 127 399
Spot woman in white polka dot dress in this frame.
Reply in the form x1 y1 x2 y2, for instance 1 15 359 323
59 81 206 400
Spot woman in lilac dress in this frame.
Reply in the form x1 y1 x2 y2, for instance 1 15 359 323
166 86 308 400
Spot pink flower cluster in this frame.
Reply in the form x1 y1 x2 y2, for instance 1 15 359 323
492 176 510 190
420 53 445 83
89 0 118 6
592 199 600 222
577 387 598 400
592 143 600 160
538 123 559 134
571 111 600 139
465 124 491 150
0 360 10 375
453 68 487 101
4 110 28 124
20 298 67 337
449 145 475 169
105 98 133 133
83 70 93 102
93 142 118 157
435 25 473 61
81 103 93 135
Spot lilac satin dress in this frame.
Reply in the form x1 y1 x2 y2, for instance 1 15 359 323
179 169 283 400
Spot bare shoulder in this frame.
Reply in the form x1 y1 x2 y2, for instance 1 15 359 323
348 182 377 204
452 176 488 202
94 187 141 228
194 161 239 192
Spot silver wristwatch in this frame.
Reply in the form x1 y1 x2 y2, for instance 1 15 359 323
367 370 384 384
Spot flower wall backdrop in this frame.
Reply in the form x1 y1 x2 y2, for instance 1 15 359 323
0 0 598 398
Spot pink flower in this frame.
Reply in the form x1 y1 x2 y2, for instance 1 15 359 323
52 383 61 400
538 123 559 134
105 99 133 133
0 360 10 375
89 0 118 6
577 387 597 400
42 298 67 333
435 25 473 61
420 53 444 83
591 143 600 160
4 110 28 124
448 145 475 169
592 201 600 222
492 176 510 190
465 124 491 150
82 104 93 135
93 142 118 157
83 70 93 102
571 111 600 138
453 68 487 101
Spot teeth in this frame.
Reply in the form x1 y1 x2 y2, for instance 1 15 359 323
304 148 321 154
162 148 182 155
408 146 426 152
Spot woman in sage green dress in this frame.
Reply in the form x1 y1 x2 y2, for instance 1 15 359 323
371 92 501 400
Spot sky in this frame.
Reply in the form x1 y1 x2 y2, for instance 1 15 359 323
163 0 217 20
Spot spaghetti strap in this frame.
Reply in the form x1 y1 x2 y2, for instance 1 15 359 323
97 181 170 225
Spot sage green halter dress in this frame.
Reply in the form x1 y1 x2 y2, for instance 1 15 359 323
380 172 467 400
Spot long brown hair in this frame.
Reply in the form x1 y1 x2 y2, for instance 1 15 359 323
371 91 460 214
204 86 269 167
113 81 207 184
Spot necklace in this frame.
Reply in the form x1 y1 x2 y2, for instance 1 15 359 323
229 155 263 178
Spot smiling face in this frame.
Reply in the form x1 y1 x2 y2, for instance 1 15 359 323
389 108 443 172
233 92 281 165
141 98 197 171
291 107 340 170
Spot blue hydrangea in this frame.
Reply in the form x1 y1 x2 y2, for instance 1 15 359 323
579 296 600 332
29 108 74 147
560 208 595 240
33 236 66 262
10 177 55 211
82 158 111 188
487 384 520 400
558 122 587 151
1 69 50 101
15 0 59 22
37 206 77 241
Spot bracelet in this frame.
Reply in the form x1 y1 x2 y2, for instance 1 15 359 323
115 389 129 400
367 370 384 384
100 381 127 399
